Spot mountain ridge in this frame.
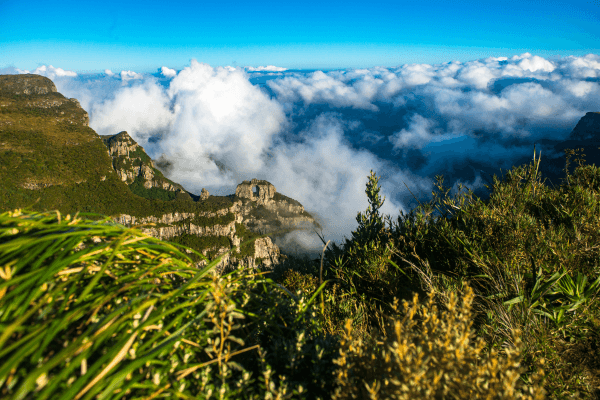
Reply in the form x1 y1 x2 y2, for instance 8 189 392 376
0 74 322 273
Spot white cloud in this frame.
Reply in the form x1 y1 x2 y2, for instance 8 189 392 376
263 113 406 253
455 61 498 90
517 55 556 73
29 65 78 79
156 60 287 190
245 65 288 72
556 79 599 98
389 114 443 150
267 70 380 111
160 66 177 78
558 54 600 79
27 52 600 258
105 69 114 76
119 70 143 83
90 79 174 144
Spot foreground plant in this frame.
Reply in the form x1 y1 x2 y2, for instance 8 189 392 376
331 285 547 399
0 208 335 399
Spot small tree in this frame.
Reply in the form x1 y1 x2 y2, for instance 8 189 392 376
321 170 392 270
350 170 388 247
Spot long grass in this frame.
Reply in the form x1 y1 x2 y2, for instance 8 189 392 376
0 208 335 399
1 145 599 399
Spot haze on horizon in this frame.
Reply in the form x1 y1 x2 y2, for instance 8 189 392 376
2 0 600 259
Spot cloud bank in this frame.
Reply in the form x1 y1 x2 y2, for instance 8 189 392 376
245 65 288 72
13 53 600 259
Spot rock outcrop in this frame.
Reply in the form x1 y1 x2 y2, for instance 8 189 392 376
109 176 322 274
110 210 285 274
0 74 57 95
99 138 320 273
232 179 321 235
236 179 277 204
0 74 89 127
200 188 210 200
101 131 187 193
105 176 321 274
99 134 321 273
98 133 321 274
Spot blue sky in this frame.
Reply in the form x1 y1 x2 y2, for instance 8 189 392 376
2 0 599 72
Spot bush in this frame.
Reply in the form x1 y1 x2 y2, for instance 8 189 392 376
331 285 547 399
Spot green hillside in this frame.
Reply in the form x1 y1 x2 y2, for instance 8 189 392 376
0 74 236 220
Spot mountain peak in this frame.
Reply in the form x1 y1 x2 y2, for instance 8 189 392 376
568 111 600 142
100 130 190 196
0 74 58 95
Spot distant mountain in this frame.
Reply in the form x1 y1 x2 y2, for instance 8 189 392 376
527 112 600 191
0 74 322 273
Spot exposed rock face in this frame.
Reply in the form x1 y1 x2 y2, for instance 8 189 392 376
236 179 277 204
230 180 321 270
200 188 210 200
100 134 318 275
109 177 321 274
234 180 321 239
101 131 187 192
103 131 139 158
0 74 90 127
111 210 285 274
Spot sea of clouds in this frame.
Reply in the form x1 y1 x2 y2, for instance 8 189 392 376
2 53 600 259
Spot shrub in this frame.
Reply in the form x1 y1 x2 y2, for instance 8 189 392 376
330 285 547 399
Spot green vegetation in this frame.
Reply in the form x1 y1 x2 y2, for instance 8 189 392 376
2 145 599 398
268 146 600 398
0 208 335 399
128 176 179 202
273 192 303 208
229 222 263 261
128 146 153 166
0 83 233 223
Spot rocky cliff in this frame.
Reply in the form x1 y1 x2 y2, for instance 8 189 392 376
0 74 58 95
109 209 285 274
99 133 322 273
0 74 321 274
232 178 321 235
101 131 189 195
